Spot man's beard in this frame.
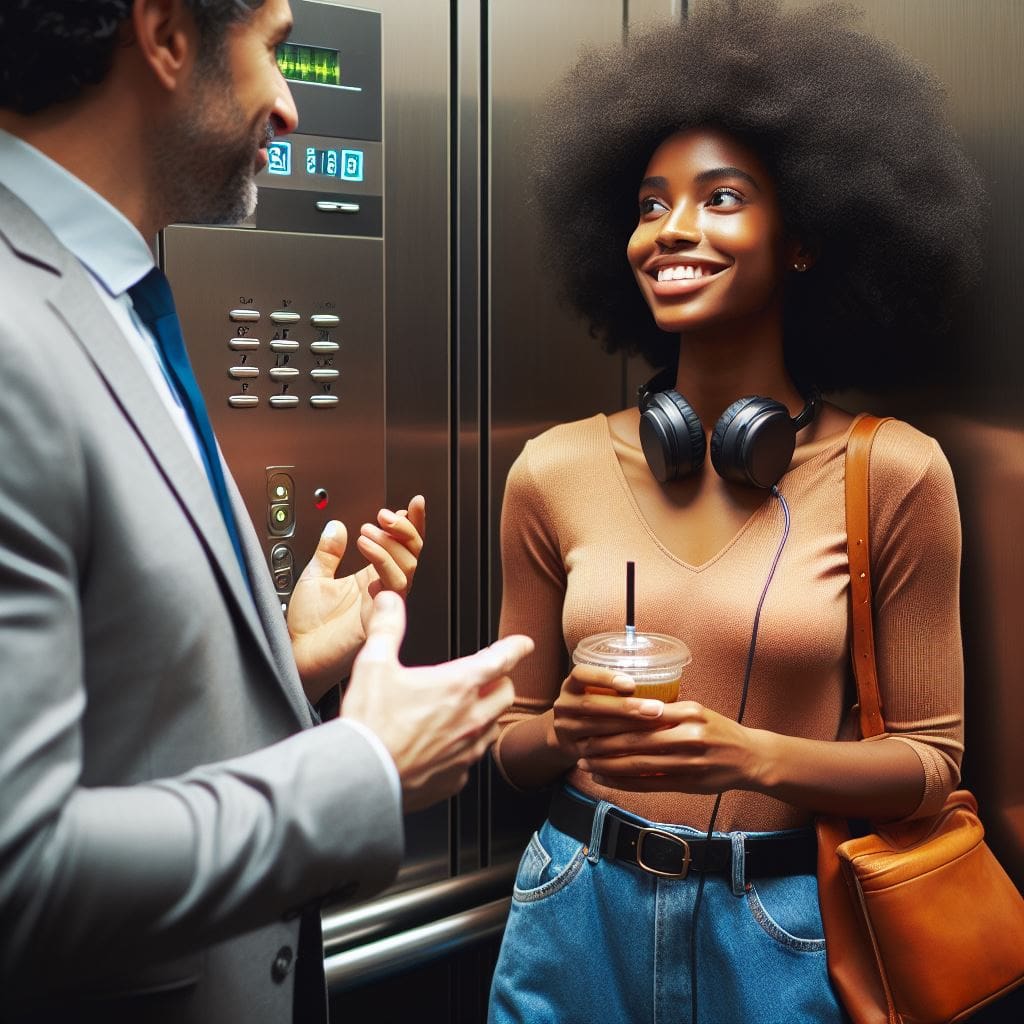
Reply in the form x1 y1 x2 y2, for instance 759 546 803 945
149 80 266 227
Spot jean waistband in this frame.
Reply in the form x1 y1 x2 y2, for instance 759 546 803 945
548 787 817 885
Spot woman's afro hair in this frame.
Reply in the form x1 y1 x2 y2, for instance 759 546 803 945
530 0 987 391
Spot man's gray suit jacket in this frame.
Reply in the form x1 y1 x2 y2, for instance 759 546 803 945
0 184 404 1022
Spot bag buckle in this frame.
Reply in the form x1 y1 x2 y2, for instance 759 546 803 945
636 827 691 878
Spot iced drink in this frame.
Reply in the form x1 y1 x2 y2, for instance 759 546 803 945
573 631 691 703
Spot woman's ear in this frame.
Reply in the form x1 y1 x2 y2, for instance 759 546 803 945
786 238 819 274
130 0 199 94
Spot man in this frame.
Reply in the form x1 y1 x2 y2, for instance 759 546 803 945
0 2 532 1021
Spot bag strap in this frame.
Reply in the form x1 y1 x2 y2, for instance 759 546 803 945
845 414 892 740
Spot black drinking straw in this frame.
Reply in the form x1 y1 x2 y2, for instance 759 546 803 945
625 561 636 641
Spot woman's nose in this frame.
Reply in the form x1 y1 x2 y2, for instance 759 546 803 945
657 202 701 248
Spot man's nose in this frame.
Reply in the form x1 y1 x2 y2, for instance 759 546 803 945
271 83 299 138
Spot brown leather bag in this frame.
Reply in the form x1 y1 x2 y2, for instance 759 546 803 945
816 414 1024 1024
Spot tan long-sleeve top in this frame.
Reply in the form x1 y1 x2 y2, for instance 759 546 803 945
492 413 964 832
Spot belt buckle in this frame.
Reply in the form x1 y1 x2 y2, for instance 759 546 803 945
635 827 691 878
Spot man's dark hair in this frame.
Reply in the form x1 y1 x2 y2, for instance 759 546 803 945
531 0 987 392
0 1 265 116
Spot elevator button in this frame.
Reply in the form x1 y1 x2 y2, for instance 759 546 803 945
315 201 360 213
269 367 300 382
267 472 294 502
310 395 340 408
229 338 260 351
269 395 300 408
269 503 294 532
229 309 261 322
228 395 260 408
310 340 340 354
270 340 300 353
310 368 340 382
270 311 302 324
271 544 293 568
310 314 340 328
229 366 260 379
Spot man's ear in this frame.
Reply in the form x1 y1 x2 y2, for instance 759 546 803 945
130 0 198 93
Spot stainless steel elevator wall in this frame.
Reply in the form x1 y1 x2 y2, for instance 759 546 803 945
485 0 1024 886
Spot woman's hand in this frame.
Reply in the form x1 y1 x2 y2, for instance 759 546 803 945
289 495 426 704
548 664 668 764
577 699 766 794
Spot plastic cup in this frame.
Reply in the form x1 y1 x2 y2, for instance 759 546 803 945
572 631 692 703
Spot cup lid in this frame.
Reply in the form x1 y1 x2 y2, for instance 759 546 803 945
572 631 691 682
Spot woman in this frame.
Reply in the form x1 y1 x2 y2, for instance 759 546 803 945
488 3 984 1022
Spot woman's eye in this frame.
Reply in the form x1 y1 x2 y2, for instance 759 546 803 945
639 196 669 217
707 188 743 209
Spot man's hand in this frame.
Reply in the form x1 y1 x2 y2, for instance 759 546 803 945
289 496 426 703
342 591 534 812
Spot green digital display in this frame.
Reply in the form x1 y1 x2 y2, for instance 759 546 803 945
276 42 341 87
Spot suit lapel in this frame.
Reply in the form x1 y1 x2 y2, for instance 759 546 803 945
1 186 311 726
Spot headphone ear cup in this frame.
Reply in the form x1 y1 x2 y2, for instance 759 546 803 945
639 390 706 483
710 396 796 488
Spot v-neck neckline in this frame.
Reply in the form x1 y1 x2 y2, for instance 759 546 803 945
597 412 862 572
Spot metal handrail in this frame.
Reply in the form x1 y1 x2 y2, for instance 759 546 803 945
324 897 512 993
321 862 516 956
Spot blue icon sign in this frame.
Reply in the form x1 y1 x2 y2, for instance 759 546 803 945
305 147 317 175
267 141 291 176
340 149 364 182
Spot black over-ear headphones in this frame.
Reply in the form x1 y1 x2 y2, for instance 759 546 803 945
637 367 820 488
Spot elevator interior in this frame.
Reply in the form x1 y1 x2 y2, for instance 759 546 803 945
162 1 1024 1020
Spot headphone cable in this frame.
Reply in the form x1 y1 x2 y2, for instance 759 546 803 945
689 486 791 1024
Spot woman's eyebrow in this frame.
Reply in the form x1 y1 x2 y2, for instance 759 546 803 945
695 166 762 191
638 176 669 192
638 167 763 194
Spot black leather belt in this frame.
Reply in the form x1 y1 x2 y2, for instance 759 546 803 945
549 788 818 880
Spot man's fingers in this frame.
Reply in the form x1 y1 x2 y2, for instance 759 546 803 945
355 532 414 591
374 501 425 556
300 519 349 581
412 634 533 691
403 494 426 544
356 591 407 661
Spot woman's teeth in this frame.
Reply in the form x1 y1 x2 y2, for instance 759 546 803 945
657 265 711 282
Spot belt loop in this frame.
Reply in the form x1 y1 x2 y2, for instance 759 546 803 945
730 832 747 895
587 801 613 864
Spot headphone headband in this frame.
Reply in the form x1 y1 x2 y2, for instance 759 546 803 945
637 370 820 487
638 371 819 431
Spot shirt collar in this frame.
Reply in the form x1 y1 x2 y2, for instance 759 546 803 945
0 129 154 296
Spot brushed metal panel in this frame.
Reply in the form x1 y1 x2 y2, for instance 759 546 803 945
163 226 385 594
775 0 1024 886
486 0 634 867
349 0 454 893
488 0 627 633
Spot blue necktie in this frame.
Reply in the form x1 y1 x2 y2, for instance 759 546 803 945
129 267 248 581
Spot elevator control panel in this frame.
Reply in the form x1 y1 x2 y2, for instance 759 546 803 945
163 2 385 608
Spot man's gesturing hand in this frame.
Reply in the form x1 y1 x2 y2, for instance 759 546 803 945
341 591 533 812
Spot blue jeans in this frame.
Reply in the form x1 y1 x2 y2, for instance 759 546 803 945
488 792 845 1024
